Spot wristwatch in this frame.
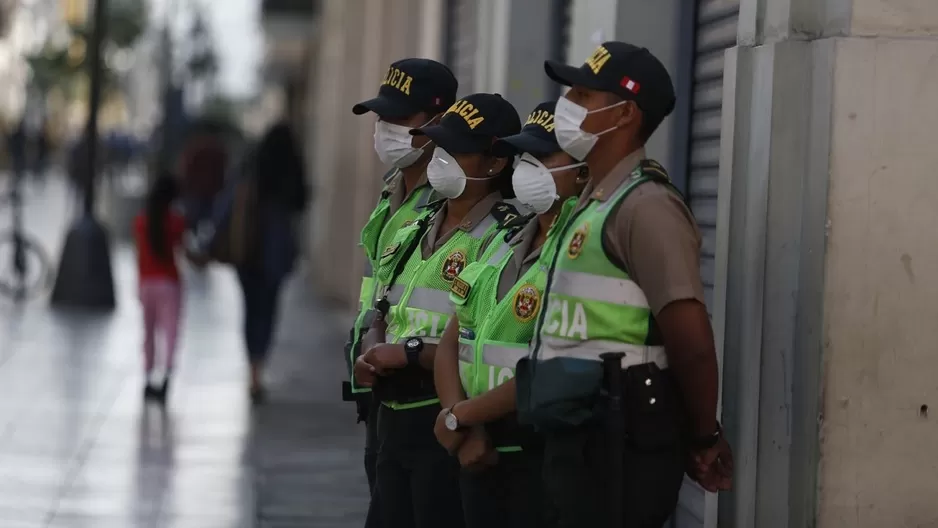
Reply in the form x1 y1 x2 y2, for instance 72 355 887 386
404 337 424 366
443 404 464 432
692 422 723 449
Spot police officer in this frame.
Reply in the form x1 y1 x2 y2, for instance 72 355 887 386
354 93 522 528
516 41 734 527
347 58 458 526
432 100 588 528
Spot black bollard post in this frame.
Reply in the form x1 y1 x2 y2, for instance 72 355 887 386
50 0 116 310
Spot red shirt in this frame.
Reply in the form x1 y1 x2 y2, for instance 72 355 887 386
134 211 186 281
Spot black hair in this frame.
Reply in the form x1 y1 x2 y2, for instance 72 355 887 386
484 148 516 199
145 173 179 263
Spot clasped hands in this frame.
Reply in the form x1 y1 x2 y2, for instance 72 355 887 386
353 343 408 387
433 403 498 472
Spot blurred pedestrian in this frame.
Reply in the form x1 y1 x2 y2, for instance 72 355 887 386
234 122 308 402
133 173 187 404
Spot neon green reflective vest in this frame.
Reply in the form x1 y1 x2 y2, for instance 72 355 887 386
533 164 672 371
348 171 434 393
448 201 574 450
375 200 518 410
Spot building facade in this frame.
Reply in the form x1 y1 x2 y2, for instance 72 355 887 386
302 0 938 526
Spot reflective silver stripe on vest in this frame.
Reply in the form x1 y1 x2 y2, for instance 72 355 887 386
407 287 453 314
537 341 668 370
469 215 497 238
458 342 474 363
385 284 406 305
486 240 511 266
481 344 528 369
551 269 649 306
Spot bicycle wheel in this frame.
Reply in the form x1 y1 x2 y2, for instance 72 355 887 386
0 230 53 302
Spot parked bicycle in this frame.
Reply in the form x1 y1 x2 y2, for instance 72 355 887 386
0 171 52 302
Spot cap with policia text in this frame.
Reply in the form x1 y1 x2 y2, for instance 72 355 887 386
544 41 676 122
410 93 521 155
352 58 458 119
492 100 562 157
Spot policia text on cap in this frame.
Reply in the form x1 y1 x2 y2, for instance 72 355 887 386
512 41 735 527
346 58 458 527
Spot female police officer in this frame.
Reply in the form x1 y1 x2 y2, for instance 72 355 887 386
429 100 588 528
354 92 522 528
348 58 457 527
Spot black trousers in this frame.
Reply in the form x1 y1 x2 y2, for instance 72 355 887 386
460 447 553 528
542 425 685 528
376 403 464 528
363 395 382 527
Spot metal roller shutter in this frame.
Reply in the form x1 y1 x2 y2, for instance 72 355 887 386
444 0 478 97
688 0 739 312
672 2 739 527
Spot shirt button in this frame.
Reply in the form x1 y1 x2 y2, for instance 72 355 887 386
649 397 657 405
645 378 652 386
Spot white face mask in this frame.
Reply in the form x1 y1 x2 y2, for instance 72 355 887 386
554 96 628 161
427 147 493 199
512 153 585 214
373 119 431 168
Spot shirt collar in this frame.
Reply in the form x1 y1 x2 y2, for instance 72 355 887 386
446 191 503 233
584 147 647 203
387 170 429 210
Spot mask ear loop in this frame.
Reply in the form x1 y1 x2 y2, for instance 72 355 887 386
584 98 631 137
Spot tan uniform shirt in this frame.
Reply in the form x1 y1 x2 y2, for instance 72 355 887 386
385 170 430 216
580 148 705 316
422 191 503 256
494 217 548 300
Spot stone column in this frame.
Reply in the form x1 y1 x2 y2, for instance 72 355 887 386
715 0 938 526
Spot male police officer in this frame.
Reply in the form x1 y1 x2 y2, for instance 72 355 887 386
347 58 457 526
517 41 734 527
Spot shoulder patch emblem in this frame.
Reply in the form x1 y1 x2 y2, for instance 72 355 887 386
567 223 589 259
451 277 471 299
381 242 401 259
513 284 541 322
441 250 467 282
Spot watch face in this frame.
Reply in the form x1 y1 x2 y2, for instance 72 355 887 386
445 411 459 431
407 338 420 349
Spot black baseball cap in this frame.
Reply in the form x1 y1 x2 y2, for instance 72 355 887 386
410 93 521 155
352 58 458 119
492 100 562 157
544 41 676 121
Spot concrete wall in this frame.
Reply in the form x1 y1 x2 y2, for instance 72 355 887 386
818 1 938 525
717 0 938 526
305 0 433 307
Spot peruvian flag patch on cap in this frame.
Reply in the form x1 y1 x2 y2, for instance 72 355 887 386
621 76 640 94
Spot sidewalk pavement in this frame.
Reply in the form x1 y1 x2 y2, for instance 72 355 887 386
0 175 369 527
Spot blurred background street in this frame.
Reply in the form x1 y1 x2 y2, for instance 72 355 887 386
0 175 368 527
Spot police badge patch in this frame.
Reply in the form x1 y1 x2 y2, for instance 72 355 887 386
441 250 467 282
567 223 589 259
512 284 540 322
